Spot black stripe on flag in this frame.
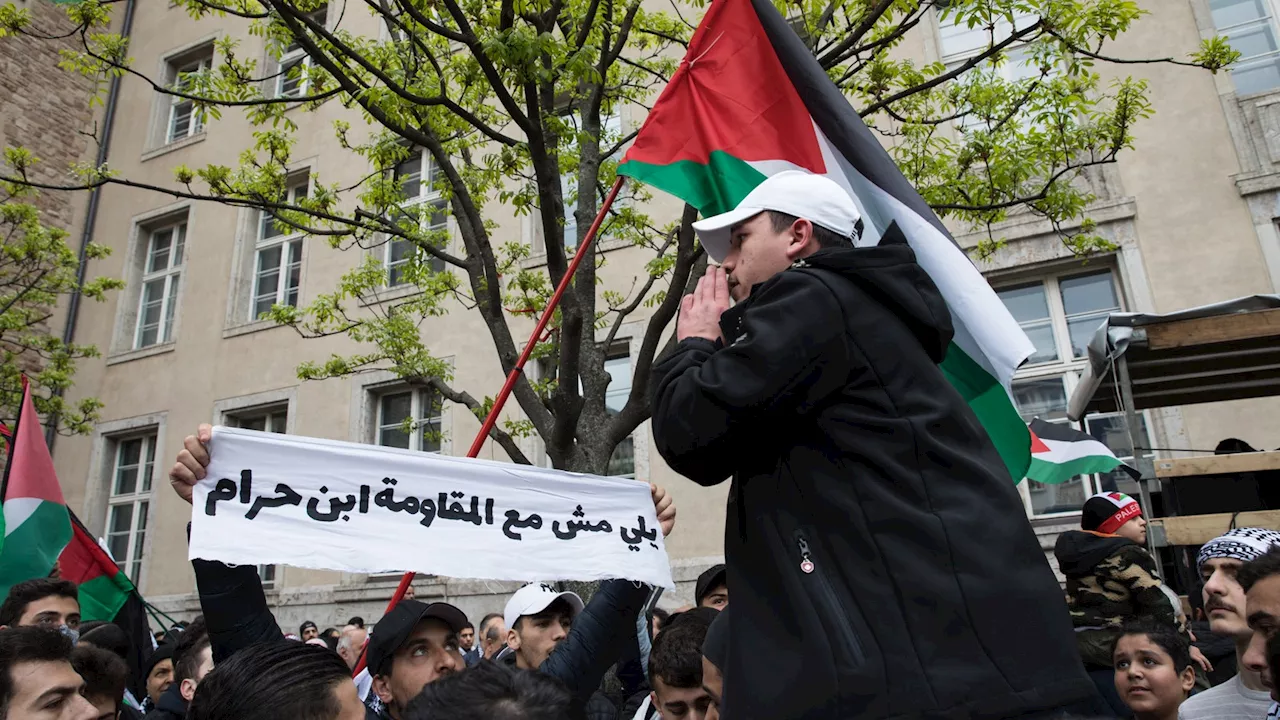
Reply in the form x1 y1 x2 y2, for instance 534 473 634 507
1028 418 1100 444
748 0 951 239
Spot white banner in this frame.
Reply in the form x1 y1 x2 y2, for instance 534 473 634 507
190 427 673 588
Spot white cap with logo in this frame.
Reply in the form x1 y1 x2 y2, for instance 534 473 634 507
503 582 585 631
691 171 862 263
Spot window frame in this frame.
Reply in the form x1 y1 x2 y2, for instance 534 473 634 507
995 267 1152 518
935 7 1042 132
602 354 636 478
226 404 290 433
374 387 445 453
251 175 309 320
105 434 157 580
274 6 328 99
134 220 187 349
1208 0 1280 95
385 148 449 287
166 53 212 144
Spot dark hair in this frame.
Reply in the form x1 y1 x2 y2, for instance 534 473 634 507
0 626 75 714
652 608 670 625
1112 619 1193 672
187 641 351 720
79 621 130 661
71 644 128 709
649 611 712 690
480 613 503 634
346 617 364 628
404 661 571 720
0 579 78 627
765 210 859 249
1239 548 1280 593
173 616 211 685
461 621 475 631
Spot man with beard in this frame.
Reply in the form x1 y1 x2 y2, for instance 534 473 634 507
1180 528 1280 719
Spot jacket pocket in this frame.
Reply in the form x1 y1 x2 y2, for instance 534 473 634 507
794 529 866 667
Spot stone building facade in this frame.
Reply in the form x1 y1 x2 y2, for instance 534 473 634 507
21 0 1280 629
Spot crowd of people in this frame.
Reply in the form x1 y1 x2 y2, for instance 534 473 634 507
7 174 1280 719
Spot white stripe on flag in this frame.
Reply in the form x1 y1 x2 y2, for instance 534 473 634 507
1036 436 1120 465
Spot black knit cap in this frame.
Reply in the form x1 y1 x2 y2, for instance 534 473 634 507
1080 491 1140 534
142 642 176 679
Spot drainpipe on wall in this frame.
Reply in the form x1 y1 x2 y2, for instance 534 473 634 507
46 0 138 451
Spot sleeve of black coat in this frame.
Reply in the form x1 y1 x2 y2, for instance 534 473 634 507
538 579 649 704
192 557 282 662
651 271 851 485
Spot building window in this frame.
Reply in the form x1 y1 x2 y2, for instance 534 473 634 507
166 49 212 144
557 113 623 250
604 355 635 478
254 563 275 586
135 219 186 349
996 268 1151 516
106 434 155 579
252 175 308 320
937 7 1041 131
387 149 449 286
1209 0 1280 95
227 405 289 433
376 388 443 452
276 6 327 98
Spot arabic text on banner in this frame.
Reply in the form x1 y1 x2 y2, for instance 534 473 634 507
189 427 673 588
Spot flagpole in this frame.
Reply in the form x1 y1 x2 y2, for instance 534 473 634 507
351 176 627 678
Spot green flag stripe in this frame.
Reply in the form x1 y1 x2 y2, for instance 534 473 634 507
619 152 767 217
1026 455 1126 486
0 501 70 597
940 343 1031 481
77 573 132 622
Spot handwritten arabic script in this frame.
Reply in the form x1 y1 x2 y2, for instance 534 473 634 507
190 427 673 588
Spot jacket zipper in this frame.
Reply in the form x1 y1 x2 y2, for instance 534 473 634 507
795 532 865 666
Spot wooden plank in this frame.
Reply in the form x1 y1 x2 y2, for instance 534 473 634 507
1154 450 1280 478
1143 308 1280 350
1151 510 1280 546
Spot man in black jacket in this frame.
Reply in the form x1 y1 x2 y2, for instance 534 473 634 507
651 171 1094 719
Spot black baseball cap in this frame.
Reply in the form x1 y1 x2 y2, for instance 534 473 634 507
694 564 727 606
366 600 469 676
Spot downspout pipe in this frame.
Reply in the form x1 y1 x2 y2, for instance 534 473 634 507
46 0 138 450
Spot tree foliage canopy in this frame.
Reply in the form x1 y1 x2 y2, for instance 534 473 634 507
0 0 1237 469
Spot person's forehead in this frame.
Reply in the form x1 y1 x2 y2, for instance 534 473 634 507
1248 575 1280 613
150 659 173 675
12 660 81 697
1114 634 1164 656
22 595 79 616
728 212 770 235
1204 557 1244 573
405 617 454 643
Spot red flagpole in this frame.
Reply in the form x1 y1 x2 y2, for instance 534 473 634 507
352 176 627 677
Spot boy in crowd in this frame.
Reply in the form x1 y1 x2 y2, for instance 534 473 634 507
1113 620 1197 720
0 579 80 634
1055 492 1207 713
0 625 99 720
693 567 727 611
1179 528 1280 719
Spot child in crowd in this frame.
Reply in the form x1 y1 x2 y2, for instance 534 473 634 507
1112 620 1196 720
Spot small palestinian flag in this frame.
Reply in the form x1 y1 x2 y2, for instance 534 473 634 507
618 0 1036 479
1026 418 1140 485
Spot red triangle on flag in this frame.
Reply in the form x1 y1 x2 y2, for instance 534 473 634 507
1029 428 1050 455
3 380 65 504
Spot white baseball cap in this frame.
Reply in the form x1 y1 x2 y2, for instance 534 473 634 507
503 583 585 631
692 171 862 263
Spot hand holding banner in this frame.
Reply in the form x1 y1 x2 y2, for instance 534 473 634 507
189 427 673 588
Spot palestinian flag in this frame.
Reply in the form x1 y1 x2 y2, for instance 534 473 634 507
0 379 73 598
1026 418 1140 485
618 0 1036 478
0 379 152 698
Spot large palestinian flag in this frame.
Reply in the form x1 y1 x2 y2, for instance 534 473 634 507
0 380 152 698
1027 418 1140 486
618 0 1036 479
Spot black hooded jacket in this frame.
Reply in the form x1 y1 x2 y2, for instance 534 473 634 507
651 227 1094 719
143 684 187 720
